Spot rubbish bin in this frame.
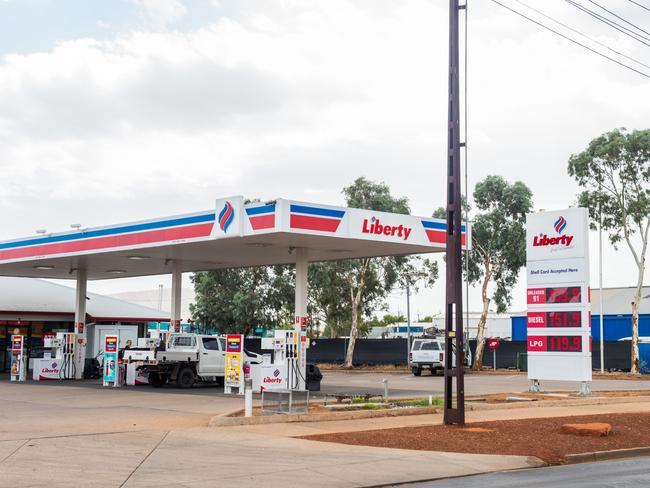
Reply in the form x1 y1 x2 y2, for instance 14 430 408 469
306 363 322 391
517 353 528 372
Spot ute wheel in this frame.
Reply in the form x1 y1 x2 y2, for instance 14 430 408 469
149 372 163 388
412 366 422 377
177 366 195 389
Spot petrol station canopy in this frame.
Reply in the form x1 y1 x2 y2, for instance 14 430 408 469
0 197 469 280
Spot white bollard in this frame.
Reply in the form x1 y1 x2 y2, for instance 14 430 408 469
382 378 388 402
428 395 433 406
244 378 253 417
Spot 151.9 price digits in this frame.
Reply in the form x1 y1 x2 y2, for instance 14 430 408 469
547 311 581 327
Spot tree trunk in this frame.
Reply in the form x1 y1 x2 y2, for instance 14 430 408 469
630 258 645 374
344 260 369 368
472 265 492 371
622 218 648 375
344 296 361 368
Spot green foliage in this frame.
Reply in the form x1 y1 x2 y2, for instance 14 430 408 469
420 315 433 322
190 265 294 335
466 175 532 313
568 128 649 374
568 128 650 249
310 177 438 346
343 177 410 214
381 313 407 325
395 397 443 407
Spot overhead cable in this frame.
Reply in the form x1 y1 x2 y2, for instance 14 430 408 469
587 0 650 37
490 0 650 78
627 0 650 13
513 0 650 69
565 0 650 47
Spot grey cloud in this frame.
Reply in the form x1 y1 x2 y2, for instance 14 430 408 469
0 53 349 142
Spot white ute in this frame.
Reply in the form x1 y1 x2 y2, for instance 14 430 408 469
409 338 472 376
123 333 261 388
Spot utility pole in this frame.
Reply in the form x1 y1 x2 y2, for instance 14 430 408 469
444 0 466 425
406 281 411 360
599 188 604 373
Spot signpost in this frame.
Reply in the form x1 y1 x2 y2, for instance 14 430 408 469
487 338 499 371
525 208 591 395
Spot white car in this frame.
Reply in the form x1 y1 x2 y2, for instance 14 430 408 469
409 338 472 376
125 333 261 388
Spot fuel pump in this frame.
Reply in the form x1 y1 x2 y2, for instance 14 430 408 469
10 335 26 382
259 329 307 391
51 332 77 379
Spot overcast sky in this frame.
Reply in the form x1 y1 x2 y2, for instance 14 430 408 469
0 0 648 319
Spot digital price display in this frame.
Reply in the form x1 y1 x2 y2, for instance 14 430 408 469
527 286 581 305
527 311 582 328
528 336 583 352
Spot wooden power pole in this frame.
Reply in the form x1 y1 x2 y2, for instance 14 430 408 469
443 0 466 425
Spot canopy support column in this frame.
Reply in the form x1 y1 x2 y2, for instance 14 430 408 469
293 248 308 390
74 267 87 379
171 261 182 332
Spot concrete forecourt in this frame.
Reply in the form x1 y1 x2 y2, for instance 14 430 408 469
2 372 650 487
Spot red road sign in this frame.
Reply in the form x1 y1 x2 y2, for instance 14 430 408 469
487 338 499 350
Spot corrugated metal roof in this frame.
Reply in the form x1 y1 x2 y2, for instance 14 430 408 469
0 277 169 321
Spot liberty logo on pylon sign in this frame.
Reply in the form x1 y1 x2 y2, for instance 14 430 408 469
533 215 574 247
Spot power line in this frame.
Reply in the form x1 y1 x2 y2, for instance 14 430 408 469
627 0 650 13
565 0 650 47
587 0 650 37
490 0 650 78
513 0 650 69
570 0 650 43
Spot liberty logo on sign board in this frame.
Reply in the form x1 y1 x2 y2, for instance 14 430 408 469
218 201 235 233
533 215 574 247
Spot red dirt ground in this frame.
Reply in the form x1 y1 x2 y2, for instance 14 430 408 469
302 412 650 464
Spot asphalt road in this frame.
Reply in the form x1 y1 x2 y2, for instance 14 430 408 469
394 457 650 487
5 370 649 399
319 371 650 398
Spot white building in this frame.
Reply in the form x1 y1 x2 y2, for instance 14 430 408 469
369 312 513 339
0 277 169 371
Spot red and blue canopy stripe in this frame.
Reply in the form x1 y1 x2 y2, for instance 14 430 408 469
290 204 345 233
0 212 215 262
421 220 466 246
245 205 275 231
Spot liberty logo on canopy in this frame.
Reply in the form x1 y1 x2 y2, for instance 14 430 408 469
218 201 235 233
533 215 573 247
362 216 412 240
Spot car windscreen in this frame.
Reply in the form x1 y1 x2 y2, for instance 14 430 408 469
421 341 440 351
411 340 423 351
